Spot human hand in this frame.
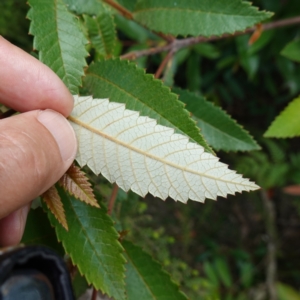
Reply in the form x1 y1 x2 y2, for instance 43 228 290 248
0 37 77 246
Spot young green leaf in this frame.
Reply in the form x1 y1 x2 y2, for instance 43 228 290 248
281 39 300 63
173 88 260 152
83 59 213 154
83 9 116 58
122 240 188 300
69 95 259 203
27 0 88 94
44 184 126 300
264 96 300 138
132 0 273 37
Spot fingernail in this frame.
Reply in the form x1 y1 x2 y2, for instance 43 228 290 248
37 110 77 162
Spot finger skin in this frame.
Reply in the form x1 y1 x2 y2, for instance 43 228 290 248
0 36 74 116
0 204 30 246
0 111 77 219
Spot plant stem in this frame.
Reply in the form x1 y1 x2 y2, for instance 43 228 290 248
121 16 300 60
263 16 300 30
103 0 133 19
108 183 119 215
91 287 98 300
261 189 277 300
0 109 16 119
154 50 174 79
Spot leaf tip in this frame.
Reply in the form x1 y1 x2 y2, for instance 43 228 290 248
42 186 69 231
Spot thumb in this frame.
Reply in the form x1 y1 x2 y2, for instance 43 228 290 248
0 109 77 218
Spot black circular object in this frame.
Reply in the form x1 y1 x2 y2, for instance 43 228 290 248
0 246 74 300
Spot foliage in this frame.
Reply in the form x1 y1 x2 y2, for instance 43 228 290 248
0 0 31 50
173 87 260 152
44 184 126 299
83 59 214 153
28 0 88 94
132 0 272 37
265 96 300 138
122 240 188 300
2 0 300 299
281 39 300 63
70 95 258 203
236 139 298 189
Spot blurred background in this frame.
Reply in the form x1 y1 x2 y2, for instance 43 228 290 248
2 0 300 299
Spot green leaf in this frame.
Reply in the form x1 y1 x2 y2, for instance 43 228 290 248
44 184 126 300
72 271 89 299
214 257 232 288
276 56 300 95
114 14 158 43
186 52 201 92
122 240 188 300
125 44 149 69
83 59 214 154
281 39 300 63
0 0 31 49
28 0 88 94
239 262 254 288
203 261 219 286
247 30 275 55
21 207 64 255
83 7 116 58
132 0 273 37
63 0 102 15
277 282 300 300
264 96 300 138
193 43 221 60
163 48 190 87
236 35 260 80
116 0 137 11
173 88 260 152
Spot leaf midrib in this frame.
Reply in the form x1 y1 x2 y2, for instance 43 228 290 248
125 252 157 299
68 115 254 187
133 7 262 19
94 15 110 55
66 174 98 206
65 196 125 298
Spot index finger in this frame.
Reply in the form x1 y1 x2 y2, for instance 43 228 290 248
0 36 74 117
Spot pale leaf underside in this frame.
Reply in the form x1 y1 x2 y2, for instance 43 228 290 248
59 163 100 207
69 96 259 203
42 186 68 230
